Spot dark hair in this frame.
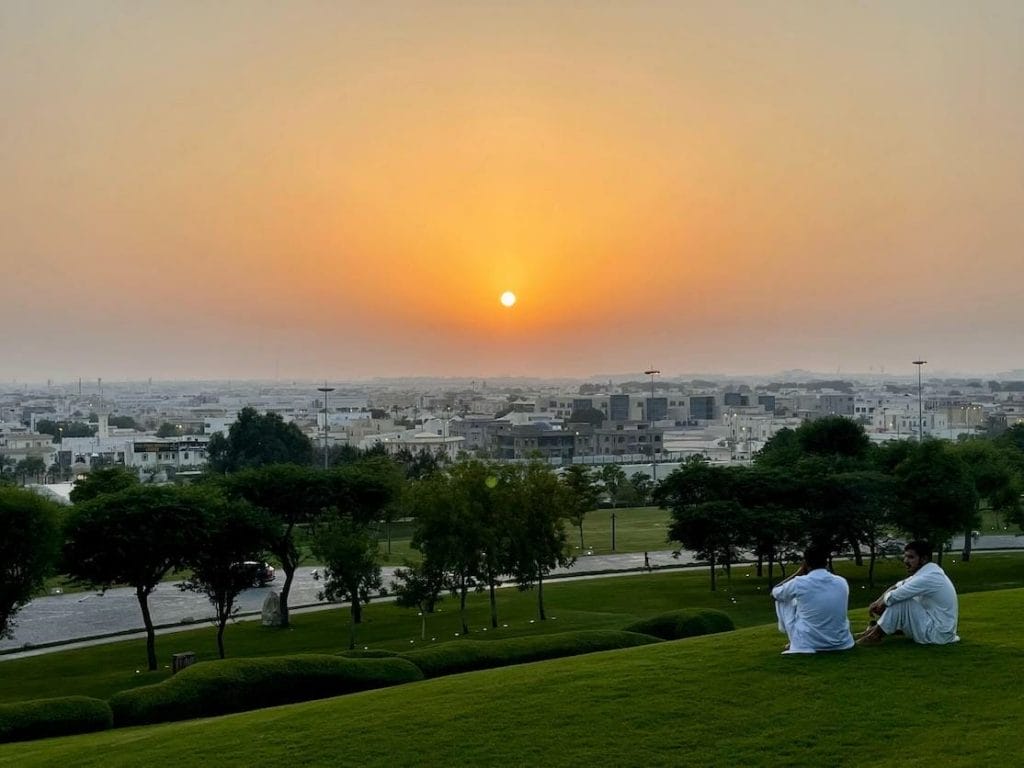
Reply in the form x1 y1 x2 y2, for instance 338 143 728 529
905 540 933 562
803 545 829 570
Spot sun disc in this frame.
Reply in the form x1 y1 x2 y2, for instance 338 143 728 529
500 291 517 307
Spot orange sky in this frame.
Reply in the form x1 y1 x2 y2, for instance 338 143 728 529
2 2 1022 381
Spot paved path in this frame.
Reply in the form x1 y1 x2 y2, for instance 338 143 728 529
3 533 1019 659
0 549 698 657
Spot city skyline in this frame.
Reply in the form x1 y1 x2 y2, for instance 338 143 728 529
3 2 1022 381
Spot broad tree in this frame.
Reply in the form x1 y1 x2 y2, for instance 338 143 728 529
656 458 750 591
179 491 276 658
599 464 628 508
892 439 977 561
68 466 139 504
14 457 46 484
953 440 1022 560
206 407 314 472
0 486 63 638
391 560 448 640
218 464 328 627
311 458 400 648
311 514 382 650
505 462 575 620
561 465 600 551
62 485 206 671
410 462 494 634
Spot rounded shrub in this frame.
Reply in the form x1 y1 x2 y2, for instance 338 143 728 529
621 608 735 640
337 649 402 659
0 696 112 743
109 653 423 726
400 629 660 678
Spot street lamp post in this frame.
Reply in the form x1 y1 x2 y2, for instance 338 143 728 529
317 384 335 469
912 360 927 441
644 368 660 482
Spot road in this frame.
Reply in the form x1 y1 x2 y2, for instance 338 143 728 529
0 549 697 657
3 533 1019 658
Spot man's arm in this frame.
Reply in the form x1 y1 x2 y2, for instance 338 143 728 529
884 568 940 605
771 562 808 601
868 577 906 616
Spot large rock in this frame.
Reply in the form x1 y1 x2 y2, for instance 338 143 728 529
261 590 282 627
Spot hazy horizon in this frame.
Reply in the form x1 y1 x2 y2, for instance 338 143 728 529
3 2 1022 382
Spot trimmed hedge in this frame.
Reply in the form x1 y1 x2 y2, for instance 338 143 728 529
109 654 423 726
337 649 402 659
0 696 112 744
400 629 660 678
621 608 735 640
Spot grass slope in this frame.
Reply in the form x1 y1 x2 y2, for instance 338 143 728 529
4 553 1024 705
3 588 1023 767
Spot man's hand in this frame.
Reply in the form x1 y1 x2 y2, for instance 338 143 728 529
868 597 886 617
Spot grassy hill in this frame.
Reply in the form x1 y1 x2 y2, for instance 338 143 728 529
3 587 1022 767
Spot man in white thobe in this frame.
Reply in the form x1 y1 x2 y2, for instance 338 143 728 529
771 546 855 655
858 540 959 646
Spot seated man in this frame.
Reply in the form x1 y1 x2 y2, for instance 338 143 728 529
857 540 959 646
771 545 855 654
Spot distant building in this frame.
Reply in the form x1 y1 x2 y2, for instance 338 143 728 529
689 396 716 421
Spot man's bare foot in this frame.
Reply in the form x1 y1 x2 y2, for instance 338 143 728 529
856 626 884 646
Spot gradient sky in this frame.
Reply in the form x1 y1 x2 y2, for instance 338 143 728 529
2 1 1022 382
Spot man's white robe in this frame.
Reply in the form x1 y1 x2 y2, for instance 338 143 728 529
877 561 959 644
771 569 855 654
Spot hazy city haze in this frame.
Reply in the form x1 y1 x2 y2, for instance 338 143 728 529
2 2 1022 381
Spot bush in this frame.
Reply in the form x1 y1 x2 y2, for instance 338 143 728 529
621 609 735 640
109 654 423 726
0 696 112 743
400 630 659 678
337 649 402 659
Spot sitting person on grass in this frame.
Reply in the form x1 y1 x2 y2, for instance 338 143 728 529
857 539 959 646
771 545 855 655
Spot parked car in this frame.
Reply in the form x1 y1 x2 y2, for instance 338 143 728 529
878 538 905 556
235 560 276 586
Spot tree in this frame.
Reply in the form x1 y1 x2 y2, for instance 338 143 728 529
505 462 575 620
108 415 138 430
953 440 1022 561
410 462 495 634
656 459 750 591
179 492 276 658
390 560 448 640
218 464 328 628
311 514 382 650
206 407 314 473
311 458 400 648
62 485 206 671
892 440 977 561
155 422 182 438
14 457 46 484
600 465 627 508
668 500 750 592
561 465 599 551
628 472 654 506
68 466 139 504
35 419 61 441
0 486 62 638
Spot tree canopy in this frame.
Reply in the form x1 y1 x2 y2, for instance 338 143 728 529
0 486 63 638
206 407 314 472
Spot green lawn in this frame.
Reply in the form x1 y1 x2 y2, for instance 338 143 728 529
3 587 1022 767
3 552 1023 706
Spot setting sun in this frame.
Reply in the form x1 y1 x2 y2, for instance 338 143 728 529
500 291 517 308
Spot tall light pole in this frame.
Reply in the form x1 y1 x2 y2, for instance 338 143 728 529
912 360 926 441
317 384 334 469
644 368 660 482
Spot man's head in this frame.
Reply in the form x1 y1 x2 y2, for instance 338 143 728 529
803 545 830 571
903 540 933 575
